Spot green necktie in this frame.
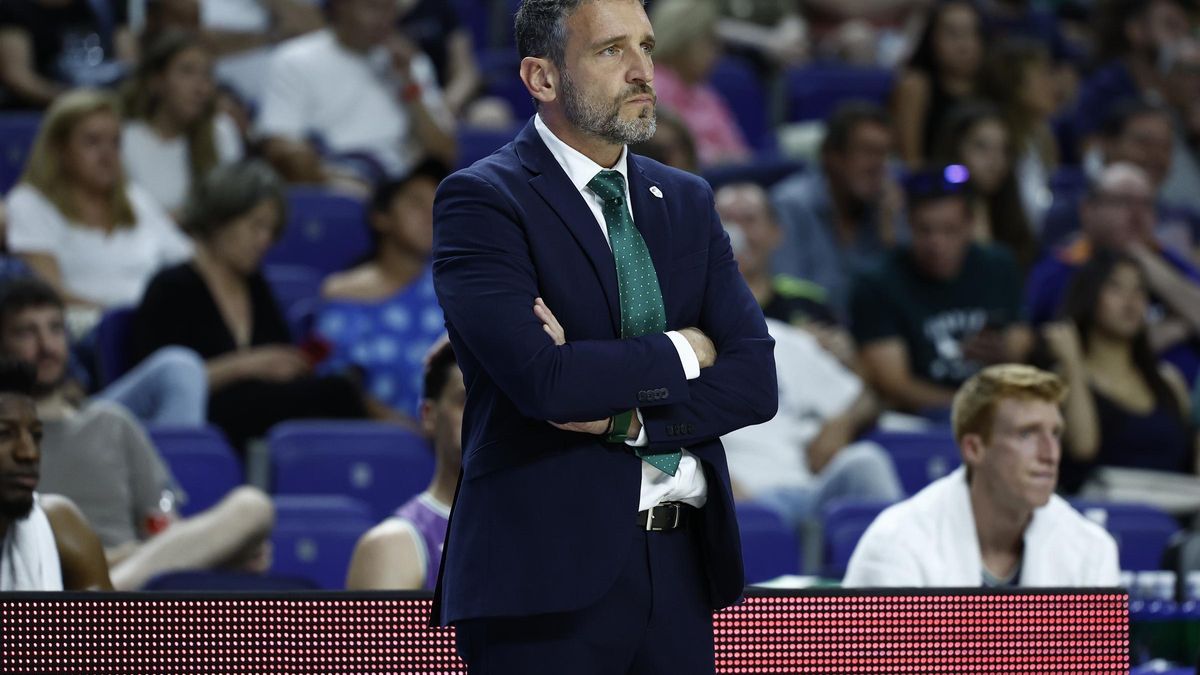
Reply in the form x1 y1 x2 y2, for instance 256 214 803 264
587 169 682 476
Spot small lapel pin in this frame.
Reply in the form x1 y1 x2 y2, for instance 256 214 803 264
649 186 663 199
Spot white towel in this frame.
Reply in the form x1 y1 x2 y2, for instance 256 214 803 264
0 494 63 591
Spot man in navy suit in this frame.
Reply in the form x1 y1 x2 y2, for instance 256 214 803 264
430 0 778 672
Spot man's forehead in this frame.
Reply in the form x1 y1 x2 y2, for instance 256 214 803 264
567 0 653 42
993 397 1062 424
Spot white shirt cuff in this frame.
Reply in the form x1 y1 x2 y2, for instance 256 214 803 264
665 330 700 380
624 409 648 447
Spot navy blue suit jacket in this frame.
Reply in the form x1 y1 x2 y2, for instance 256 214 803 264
430 119 778 625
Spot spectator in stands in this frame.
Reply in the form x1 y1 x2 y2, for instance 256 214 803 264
1161 38 1200 212
5 89 192 330
396 0 482 120
722 314 902 529
315 161 447 427
850 165 1030 417
120 31 244 216
771 102 906 321
717 182 855 367
0 358 112 591
0 279 206 427
892 0 985 166
713 0 808 70
257 0 455 190
649 0 751 166
0 0 134 109
163 0 323 110
629 109 699 174
1026 163 1200 383
0 285 274 589
932 102 1037 270
982 38 1058 229
1099 101 1200 259
1075 0 1191 152
843 364 1120 587
1042 252 1197 493
345 337 459 590
131 160 368 451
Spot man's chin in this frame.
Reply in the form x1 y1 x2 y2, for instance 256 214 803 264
0 496 35 521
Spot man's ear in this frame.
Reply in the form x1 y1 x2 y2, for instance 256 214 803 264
960 433 985 469
520 56 558 105
419 399 436 438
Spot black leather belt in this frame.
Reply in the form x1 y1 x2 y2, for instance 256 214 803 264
636 502 693 531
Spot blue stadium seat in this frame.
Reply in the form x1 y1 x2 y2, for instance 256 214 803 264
95 306 137 388
262 188 370 277
457 124 521 170
480 49 536 121
1070 500 1181 571
270 494 375 589
262 264 325 340
863 427 961 495
0 113 40 193
451 0 491 52
702 154 805 192
820 498 894 579
147 425 243 517
268 420 435 522
783 64 894 123
709 56 774 151
737 501 801 584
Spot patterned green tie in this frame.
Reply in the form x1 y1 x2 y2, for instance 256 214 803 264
587 169 682 476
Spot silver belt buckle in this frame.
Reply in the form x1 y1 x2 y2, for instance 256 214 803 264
646 503 680 531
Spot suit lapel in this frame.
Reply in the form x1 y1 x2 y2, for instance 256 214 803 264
517 122 622 335
627 156 673 306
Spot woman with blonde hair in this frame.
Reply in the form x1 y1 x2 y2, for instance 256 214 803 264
650 0 751 167
4 88 191 321
121 31 243 215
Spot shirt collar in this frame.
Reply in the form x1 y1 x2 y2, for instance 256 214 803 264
534 113 629 194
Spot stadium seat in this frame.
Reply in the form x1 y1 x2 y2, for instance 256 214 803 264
820 498 895 579
863 427 961 495
0 113 40 193
702 154 805 192
94 306 137 388
1071 500 1181 571
737 501 801 584
262 188 371 277
709 55 774 151
147 425 243 517
783 63 894 123
480 49 536 121
268 420 435 522
270 494 375 589
457 124 522 170
263 264 325 340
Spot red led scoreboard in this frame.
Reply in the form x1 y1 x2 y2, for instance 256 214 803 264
0 588 1129 673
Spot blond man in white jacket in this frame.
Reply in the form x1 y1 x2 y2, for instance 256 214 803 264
844 364 1120 588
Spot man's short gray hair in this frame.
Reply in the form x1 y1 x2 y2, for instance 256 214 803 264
515 0 644 66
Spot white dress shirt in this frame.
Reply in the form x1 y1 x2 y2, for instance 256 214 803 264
534 114 707 511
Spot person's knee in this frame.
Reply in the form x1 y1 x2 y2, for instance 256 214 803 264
148 347 206 386
836 442 904 498
220 486 275 538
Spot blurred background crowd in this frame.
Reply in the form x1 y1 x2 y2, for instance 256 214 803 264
1 1 1200 662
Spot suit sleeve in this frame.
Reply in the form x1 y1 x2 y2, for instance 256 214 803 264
432 170 690 423
637 183 778 449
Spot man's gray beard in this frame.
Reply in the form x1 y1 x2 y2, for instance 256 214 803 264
560 69 657 146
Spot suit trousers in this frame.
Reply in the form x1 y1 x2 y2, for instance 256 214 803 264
453 514 717 675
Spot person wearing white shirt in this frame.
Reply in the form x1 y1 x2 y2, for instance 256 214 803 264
121 32 244 215
844 364 1120 588
257 0 456 189
5 89 192 326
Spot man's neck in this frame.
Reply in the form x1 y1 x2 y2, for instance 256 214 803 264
376 241 426 287
1084 329 1135 372
970 478 1031 571
36 389 75 421
540 109 623 168
333 26 372 54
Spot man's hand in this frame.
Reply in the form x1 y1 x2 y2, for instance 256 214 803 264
535 298 611 434
961 328 1008 365
679 327 716 368
534 297 565 345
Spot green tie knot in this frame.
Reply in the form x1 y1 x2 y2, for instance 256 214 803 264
588 170 626 206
